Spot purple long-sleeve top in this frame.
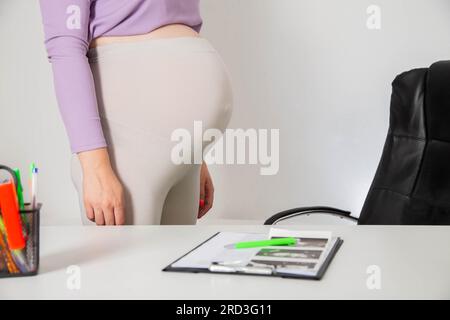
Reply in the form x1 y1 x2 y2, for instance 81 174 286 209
39 0 202 153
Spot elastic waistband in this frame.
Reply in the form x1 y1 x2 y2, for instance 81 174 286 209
88 36 216 62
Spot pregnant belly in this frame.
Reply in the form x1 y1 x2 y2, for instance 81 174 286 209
89 24 199 49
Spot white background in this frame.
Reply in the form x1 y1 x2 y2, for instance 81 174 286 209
1 0 449 225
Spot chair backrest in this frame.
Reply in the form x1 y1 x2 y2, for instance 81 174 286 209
269 213 357 226
359 61 450 225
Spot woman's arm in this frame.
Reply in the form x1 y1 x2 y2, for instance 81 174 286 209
39 0 125 225
39 0 106 152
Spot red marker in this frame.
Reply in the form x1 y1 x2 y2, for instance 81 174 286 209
0 180 25 250
199 199 205 209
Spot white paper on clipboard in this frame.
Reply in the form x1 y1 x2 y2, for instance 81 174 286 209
171 232 268 269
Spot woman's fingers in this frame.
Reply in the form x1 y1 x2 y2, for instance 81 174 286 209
86 194 124 226
103 203 116 225
85 201 95 221
198 174 206 218
198 188 207 218
199 179 214 218
201 181 214 218
205 180 214 211
87 201 124 225
198 163 215 219
113 187 125 225
114 202 126 225
198 204 205 218
199 181 206 204
93 206 105 226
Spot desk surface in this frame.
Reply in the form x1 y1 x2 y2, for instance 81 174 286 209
1 225 449 299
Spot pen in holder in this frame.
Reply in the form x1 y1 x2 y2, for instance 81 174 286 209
0 164 40 278
0 203 41 278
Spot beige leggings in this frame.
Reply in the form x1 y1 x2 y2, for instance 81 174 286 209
70 37 233 225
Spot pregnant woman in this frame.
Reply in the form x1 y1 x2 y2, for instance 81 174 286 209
39 0 233 225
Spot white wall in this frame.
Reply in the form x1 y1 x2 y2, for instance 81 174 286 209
1 0 450 225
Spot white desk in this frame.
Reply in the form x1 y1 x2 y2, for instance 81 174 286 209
1 225 449 299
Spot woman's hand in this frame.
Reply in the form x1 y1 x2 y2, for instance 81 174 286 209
198 162 214 218
78 148 125 225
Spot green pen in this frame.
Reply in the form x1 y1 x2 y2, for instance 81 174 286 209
30 162 36 178
13 168 25 210
230 237 297 249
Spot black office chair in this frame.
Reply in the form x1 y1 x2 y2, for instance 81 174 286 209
265 61 450 225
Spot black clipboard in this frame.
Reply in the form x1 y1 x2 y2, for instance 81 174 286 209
162 232 343 280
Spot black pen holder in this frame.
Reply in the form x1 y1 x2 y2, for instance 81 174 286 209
0 203 41 278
